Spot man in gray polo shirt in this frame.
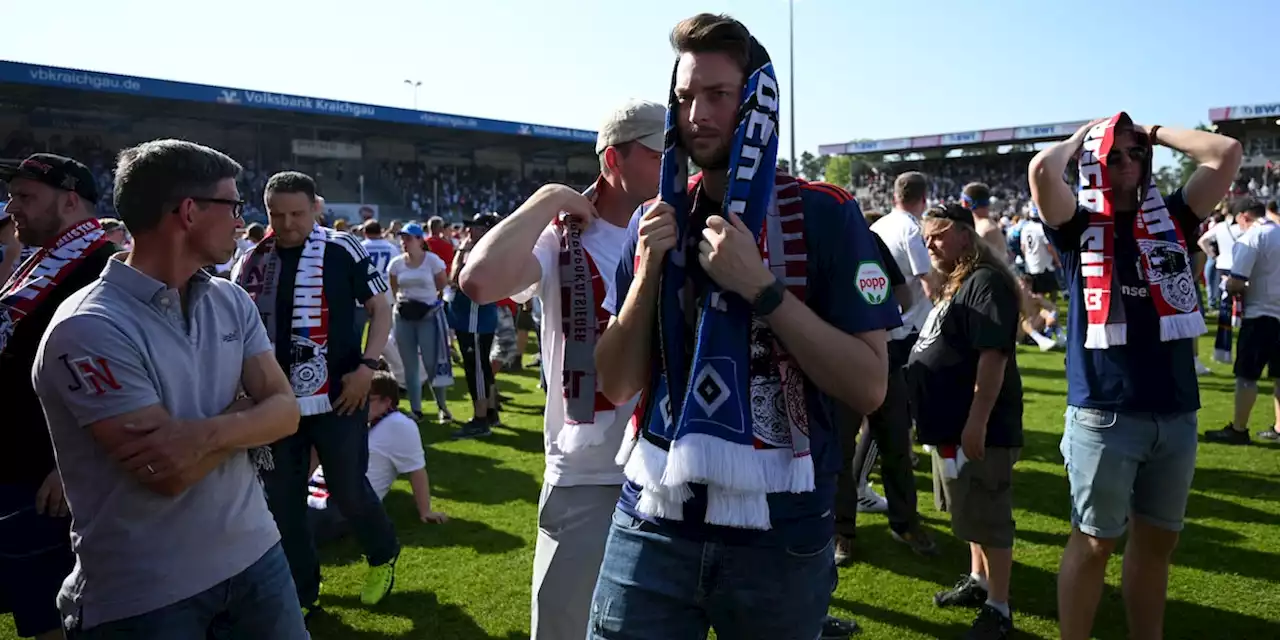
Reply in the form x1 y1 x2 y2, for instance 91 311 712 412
33 139 307 638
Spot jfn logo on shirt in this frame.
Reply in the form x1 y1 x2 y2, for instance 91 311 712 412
855 261 890 305
58 353 122 395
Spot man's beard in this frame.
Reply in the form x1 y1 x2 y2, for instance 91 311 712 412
689 146 730 171
16 204 62 247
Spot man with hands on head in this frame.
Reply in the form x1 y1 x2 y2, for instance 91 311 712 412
33 140 308 639
460 98 665 640
1029 116 1241 640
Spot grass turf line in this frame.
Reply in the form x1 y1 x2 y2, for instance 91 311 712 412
2 340 1279 639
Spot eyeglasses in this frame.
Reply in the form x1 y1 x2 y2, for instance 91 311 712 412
190 196 245 219
1106 146 1148 165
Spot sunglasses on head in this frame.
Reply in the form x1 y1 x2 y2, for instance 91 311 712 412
1106 146 1148 165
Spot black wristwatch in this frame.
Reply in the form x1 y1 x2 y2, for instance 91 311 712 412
359 358 381 371
751 277 787 316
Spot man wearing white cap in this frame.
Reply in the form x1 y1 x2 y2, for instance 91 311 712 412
459 98 663 639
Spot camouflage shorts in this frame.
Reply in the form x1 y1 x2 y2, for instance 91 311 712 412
491 306 518 365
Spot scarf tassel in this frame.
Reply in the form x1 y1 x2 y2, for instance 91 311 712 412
556 410 616 453
1161 312 1207 343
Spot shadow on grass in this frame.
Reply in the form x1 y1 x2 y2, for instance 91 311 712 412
308 591 526 640
851 527 1280 638
829 596 969 638
318 506 524 568
421 448 539 506
1189 466 1280 503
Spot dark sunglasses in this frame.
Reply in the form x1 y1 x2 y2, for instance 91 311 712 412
1106 146 1148 165
190 196 246 219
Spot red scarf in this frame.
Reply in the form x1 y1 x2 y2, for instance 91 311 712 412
1078 113 1205 348
0 219 111 355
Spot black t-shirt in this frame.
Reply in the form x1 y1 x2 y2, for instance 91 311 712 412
272 237 384 402
1 245 115 486
907 264 1024 447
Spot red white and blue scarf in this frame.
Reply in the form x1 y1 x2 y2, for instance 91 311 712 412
0 219 111 355
235 223 333 415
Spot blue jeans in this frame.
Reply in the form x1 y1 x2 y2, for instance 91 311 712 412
394 310 449 415
1205 261 1219 303
263 409 400 607
1060 407 1199 539
66 543 307 639
588 509 835 640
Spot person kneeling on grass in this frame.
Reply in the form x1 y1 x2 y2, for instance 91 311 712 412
308 371 448 546
909 204 1025 640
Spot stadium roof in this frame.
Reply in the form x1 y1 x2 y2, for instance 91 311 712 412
0 60 597 145
1209 102 1280 124
819 120 1092 156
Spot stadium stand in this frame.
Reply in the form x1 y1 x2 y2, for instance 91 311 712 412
1209 102 1280 199
0 60 601 225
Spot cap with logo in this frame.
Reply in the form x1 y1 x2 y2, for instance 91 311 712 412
0 153 99 204
595 99 667 155
399 222 426 238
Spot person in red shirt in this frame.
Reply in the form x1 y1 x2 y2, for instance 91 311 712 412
425 216 455 267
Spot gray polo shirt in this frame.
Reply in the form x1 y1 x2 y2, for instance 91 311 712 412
33 259 281 628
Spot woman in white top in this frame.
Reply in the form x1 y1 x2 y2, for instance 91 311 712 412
389 222 452 421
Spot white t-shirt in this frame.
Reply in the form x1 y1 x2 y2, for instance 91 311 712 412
388 252 447 303
309 411 425 506
1020 221 1055 275
362 238 401 279
871 209 933 340
1231 220 1280 320
1211 222 1243 271
515 219 636 487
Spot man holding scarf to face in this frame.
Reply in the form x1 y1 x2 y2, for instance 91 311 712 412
590 13 900 639
1029 116 1240 640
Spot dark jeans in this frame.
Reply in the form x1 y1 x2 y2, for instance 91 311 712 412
262 409 400 607
456 331 496 407
835 336 920 538
0 481 74 638
589 509 835 639
67 543 306 639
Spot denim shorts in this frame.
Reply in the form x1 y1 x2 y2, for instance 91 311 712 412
1060 406 1198 539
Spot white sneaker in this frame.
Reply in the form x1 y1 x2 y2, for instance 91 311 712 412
856 483 889 513
1195 358 1212 376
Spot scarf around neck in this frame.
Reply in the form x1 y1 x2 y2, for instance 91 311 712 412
614 36 815 530
556 180 619 453
0 219 111 355
235 223 333 415
1077 112 1205 349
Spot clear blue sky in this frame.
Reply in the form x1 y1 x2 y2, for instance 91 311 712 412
0 0 1274 159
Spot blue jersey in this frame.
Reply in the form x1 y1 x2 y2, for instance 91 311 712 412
603 180 902 549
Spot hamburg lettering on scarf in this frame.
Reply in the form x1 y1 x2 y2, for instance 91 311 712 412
0 219 111 355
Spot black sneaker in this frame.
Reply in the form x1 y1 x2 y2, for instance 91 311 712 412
450 418 493 440
965 604 1012 639
1205 423 1251 445
934 575 988 608
1257 427 1280 442
821 615 861 638
488 410 502 427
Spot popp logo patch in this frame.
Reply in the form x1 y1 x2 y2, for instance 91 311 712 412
855 261 890 305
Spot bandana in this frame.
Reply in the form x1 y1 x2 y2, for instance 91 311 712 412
0 219 111 354
615 36 816 530
236 224 333 415
1077 112 1205 348
555 181 618 453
